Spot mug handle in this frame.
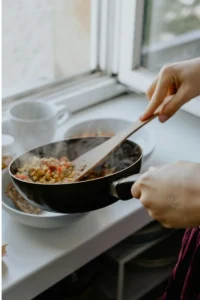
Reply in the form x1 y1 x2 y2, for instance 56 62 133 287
56 104 71 126
110 173 142 200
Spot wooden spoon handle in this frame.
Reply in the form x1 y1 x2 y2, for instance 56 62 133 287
107 114 157 147
73 114 157 181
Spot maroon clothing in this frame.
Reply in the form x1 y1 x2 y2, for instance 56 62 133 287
163 228 200 300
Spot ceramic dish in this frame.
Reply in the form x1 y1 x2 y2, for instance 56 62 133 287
2 169 84 228
64 118 156 158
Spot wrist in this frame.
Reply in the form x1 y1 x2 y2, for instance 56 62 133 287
189 162 200 227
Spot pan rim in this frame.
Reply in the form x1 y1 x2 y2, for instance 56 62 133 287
9 138 143 186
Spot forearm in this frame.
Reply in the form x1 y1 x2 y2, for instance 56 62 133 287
186 162 200 227
188 57 200 97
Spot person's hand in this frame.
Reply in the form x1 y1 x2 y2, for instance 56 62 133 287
131 161 200 228
140 58 200 122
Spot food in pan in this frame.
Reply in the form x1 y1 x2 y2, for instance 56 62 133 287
2 156 13 170
15 156 75 183
14 155 117 184
6 182 42 214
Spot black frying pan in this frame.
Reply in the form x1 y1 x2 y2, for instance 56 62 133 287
9 137 142 213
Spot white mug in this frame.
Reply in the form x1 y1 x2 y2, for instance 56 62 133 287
9 101 70 151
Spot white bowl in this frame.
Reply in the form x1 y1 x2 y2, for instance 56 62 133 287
64 118 156 158
2 169 85 229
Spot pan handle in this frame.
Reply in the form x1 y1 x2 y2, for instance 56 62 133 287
110 173 142 200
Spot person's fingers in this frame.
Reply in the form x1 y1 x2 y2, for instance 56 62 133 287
141 77 170 120
159 84 190 122
139 194 152 209
131 182 141 199
141 67 175 121
147 209 154 219
146 77 158 101
168 82 177 96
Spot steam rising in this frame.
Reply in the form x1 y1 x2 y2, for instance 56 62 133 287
12 134 141 179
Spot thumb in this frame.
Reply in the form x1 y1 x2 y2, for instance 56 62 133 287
159 86 189 122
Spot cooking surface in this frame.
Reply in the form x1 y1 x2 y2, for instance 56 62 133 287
2 94 200 300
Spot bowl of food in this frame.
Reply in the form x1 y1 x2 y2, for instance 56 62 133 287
64 118 155 158
2 169 83 228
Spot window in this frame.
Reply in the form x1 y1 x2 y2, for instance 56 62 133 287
2 0 200 117
142 0 200 72
118 0 200 116
2 0 93 98
2 0 127 120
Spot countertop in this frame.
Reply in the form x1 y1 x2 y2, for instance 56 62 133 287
2 93 200 300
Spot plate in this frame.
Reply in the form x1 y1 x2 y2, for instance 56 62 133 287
129 127 156 158
64 118 156 158
2 169 84 228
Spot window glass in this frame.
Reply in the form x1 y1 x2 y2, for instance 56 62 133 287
140 0 200 72
3 0 91 97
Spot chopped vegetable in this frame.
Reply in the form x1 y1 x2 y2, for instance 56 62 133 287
15 156 75 184
15 154 117 184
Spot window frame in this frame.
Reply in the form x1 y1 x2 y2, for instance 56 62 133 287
99 0 121 74
90 0 101 70
117 0 200 117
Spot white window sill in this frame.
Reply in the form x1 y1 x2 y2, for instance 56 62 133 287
2 75 127 134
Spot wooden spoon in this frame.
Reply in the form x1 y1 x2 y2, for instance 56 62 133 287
72 96 173 181
72 113 158 181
